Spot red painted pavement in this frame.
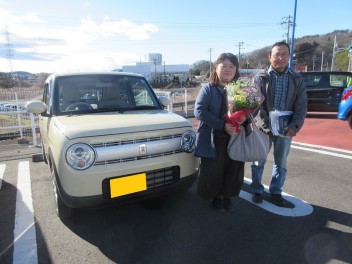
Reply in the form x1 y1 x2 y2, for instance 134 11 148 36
189 112 352 151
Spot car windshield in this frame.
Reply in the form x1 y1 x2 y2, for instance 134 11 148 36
56 74 161 114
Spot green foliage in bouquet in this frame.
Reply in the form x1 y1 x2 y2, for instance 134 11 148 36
225 79 264 111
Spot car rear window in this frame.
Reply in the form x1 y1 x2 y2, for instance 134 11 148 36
329 74 348 88
303 74 321 87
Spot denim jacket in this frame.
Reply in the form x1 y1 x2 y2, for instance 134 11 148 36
194 82 226 159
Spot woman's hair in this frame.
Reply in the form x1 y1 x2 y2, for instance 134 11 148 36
209 53 240 85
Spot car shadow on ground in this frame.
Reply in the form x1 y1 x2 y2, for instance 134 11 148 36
61 184 352 264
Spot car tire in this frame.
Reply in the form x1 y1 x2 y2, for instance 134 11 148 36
42 144 48 164
51 164 74 219
32 153 44 162
348 115 352 129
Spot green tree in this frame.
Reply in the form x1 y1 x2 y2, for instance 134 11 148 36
190 60 211 76
294 41 320 70
335 50 349 71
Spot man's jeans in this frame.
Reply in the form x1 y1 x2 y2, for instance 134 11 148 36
251 135 292 194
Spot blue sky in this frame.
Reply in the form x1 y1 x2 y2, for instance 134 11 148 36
0 0 351 73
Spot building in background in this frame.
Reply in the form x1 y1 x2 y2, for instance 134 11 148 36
120 53 189 86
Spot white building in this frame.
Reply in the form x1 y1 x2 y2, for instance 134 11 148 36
121 54 190 84
148 53 162 65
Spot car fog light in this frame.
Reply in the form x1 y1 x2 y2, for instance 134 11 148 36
66 143 95 170
180 130 196 153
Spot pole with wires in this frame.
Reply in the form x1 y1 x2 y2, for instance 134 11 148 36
289 0 298 69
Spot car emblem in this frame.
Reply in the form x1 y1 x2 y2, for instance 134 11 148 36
139 144 147 155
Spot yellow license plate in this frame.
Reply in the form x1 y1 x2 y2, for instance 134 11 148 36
110 173 147 198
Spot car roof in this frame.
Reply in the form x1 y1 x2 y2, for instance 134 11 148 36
301 71 352 75
47 71 143 79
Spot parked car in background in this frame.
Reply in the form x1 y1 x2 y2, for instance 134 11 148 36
2 103 26 112
0 102 10 111
301 71 352 112
337 85 352 129
26 72 199 219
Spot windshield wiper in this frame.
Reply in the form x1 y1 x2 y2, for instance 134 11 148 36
130 105 159 110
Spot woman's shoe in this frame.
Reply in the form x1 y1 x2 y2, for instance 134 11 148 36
212 197 225 212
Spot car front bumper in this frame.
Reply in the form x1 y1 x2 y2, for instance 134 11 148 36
56 168 199 209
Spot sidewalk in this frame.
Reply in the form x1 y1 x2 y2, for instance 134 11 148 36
0 138 41 162
188 115 352 151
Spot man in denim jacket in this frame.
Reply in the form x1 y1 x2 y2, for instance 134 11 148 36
251 41 307 206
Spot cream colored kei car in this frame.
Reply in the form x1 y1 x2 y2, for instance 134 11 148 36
26 72 199 219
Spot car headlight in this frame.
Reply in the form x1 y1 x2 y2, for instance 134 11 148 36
66 143 96 170
180 130 196 153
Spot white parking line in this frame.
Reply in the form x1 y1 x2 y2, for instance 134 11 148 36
0 164 5 189
240 177 314 217
291 145 352 159
13 161 38 264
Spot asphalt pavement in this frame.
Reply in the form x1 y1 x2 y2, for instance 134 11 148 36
0 114 351 264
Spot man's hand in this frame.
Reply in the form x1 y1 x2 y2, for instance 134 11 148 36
284 128 296 137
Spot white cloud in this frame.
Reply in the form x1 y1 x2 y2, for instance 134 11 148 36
79 17 159 40
0 7 159 72
82 2 91 8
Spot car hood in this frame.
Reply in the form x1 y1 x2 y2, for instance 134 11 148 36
51 111 192 139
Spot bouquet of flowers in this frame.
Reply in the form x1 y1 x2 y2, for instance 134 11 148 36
224 79 264 132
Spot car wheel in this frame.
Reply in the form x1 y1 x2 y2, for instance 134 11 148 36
348 115 352 129
32 153 44 162
50 165 74 219
42 144 48 164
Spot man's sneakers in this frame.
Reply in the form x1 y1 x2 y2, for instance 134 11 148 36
270 194 287 207
223 197 234 212
252 193 262 204
252 192 287 207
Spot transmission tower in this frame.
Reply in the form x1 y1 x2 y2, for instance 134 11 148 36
4 26 18 87
5 26 14 73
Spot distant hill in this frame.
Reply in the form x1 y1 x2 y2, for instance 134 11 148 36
0 71 36 79
244 29 352 71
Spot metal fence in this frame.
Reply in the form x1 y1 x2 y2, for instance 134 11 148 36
0 89 42 145
0 87 200 145
154 87 198 118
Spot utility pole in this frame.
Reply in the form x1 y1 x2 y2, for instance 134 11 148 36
237 42 244 64
289 0 298 69
280 15 293 43
208 48 212 74
331 35 337 71
153 59 157 83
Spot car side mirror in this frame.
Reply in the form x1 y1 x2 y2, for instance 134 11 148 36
158 96 170 107
25 100 48 114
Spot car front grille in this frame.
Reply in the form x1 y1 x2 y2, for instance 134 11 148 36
92 134 184 166
102 166 180 199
